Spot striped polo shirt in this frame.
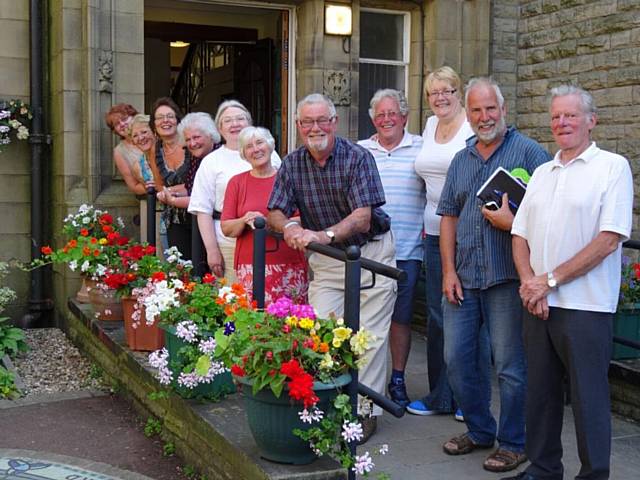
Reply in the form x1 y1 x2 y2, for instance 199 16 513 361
437 127 551 289
359 131 425 261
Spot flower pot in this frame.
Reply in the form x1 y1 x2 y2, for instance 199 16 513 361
160 323 235 398
613 304 640 360
88 284 123 321
76 276 96 304
122 296 164 351
236 373 351 465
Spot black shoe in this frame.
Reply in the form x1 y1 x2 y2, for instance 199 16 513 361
356 416 377 445
387 381 411 407
500 472 538 480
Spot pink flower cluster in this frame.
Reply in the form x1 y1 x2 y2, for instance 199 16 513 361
266 296 316 320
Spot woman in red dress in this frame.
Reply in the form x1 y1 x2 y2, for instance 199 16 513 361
221 127 308 304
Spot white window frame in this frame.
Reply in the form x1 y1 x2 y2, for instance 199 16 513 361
359 7 410 96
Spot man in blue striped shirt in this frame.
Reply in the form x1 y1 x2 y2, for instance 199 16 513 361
437 77 551 473
358 89 425 408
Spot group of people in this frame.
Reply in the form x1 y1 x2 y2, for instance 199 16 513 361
106 67 632 480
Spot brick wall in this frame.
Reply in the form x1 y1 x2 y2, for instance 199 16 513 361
516 0 640 230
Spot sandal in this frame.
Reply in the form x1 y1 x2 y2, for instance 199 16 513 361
483 448 527 472
442 433 494 456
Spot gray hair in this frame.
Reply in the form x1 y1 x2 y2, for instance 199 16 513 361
128 114 150 137
238 126 275 161
464 77 505 110
214 100 253 132
296 93 337 119
368 89 409 119
549 84 596 115
177 112 221 144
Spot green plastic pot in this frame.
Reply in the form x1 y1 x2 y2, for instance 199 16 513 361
613 304 640 360
236 373 351 465
160 323 235 398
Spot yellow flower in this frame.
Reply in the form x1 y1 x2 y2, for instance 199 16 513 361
299 317 314 330
98 238 108 245
319 352 335 370
332 326 352 348
286 316 299 327
350 329 375 356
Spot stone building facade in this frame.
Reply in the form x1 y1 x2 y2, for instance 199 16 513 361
0 0 638 323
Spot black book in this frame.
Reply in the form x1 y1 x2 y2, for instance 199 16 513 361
476 167 527 214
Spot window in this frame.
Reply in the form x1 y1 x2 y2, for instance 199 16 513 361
358 9 410 139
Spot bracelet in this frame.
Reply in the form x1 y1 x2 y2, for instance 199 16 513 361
283 220 300 229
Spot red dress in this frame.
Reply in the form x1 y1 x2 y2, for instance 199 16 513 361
221 171 308 304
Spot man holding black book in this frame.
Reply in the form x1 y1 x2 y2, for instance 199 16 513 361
508 86 633 480
437 77 550 473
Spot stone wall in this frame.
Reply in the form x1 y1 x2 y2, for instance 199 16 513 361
0 0 31 321
516 0 640 231
490 0 519 124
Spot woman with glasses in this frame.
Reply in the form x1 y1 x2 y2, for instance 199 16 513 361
221 126 307 304
410 66 490 419
150 97 193 260
188 100 280 282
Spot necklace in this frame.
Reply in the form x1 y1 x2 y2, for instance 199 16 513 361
162 141 179 157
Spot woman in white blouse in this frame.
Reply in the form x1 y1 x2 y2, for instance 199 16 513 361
188 100 280 282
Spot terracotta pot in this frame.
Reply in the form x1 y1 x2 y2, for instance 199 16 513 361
88 283 123 321
76 276 96 304
122 296 164 351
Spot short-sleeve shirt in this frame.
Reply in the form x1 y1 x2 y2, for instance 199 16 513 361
512 142 633 312
437 127 551 289
221 171 306 270
358 131 425 261
267 136 390 249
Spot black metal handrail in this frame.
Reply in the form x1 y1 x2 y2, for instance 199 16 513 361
252 217 405 479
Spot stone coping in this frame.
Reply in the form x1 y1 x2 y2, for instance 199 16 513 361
65 299 346 480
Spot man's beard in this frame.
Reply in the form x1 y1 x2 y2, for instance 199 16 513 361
306 135 329 153
474 116 506 144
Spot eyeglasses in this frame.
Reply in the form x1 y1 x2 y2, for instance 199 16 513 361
155 113 176 122
221 115 248 126
427 89 457 98
298 117 334 129
374 111 400 121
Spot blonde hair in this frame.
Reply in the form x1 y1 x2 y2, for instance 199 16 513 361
424 66 463 101
128 114 151 137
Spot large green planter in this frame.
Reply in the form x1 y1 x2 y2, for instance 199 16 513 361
161 324 236 398
613 304 640 360
236 373 351 465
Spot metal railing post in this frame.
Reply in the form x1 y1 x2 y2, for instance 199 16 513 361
191 216 205 278
343 245 361 480
146 188 156 248
252 217 267 309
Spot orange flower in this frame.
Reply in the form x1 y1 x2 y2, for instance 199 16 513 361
224 305 234 317
90 237 98 244
68 239 78 248
40 246 53 255
82 246 91 256
318 342 329 353
93 249 100 257
215 297 225 305
80 228 89 236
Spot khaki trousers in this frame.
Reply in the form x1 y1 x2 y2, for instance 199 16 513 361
308 231 397 416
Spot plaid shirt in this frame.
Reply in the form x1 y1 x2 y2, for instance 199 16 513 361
268 136 390 248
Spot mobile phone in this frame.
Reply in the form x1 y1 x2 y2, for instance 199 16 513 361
484 201 499 211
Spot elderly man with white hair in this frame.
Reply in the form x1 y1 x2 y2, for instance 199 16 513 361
358 89 425 408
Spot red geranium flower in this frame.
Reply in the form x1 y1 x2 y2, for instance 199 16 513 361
80 228 89 236
40 246 53 255
151 271 166 282
203 273 216 284
99 213 113 225
231 364 245 377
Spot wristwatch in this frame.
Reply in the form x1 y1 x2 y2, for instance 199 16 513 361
324 229 336 244
547 271 558 289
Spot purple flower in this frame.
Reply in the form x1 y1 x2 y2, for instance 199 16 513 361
223 321 236 336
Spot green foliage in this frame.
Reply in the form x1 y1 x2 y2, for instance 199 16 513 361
0 317 29 359
620 256 640 307
0 365 20 399
162 440 175 457
148 390 170 401
144 417 162 437
88 363 103 381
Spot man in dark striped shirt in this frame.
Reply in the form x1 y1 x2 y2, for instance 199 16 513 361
437 78 551 473
267 93 397 444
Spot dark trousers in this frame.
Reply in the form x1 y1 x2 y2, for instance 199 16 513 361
523 307 612 480
167 222 192 261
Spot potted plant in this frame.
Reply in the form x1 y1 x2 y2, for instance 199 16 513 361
147 274 250 399
215 296 386 472
614 256 640 360
0 99 32 152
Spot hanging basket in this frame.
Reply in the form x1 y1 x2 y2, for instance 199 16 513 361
235 373 351 465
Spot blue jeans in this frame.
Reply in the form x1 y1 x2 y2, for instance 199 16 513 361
443 281 526 452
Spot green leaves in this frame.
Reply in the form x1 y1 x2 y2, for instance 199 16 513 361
0 317 28 359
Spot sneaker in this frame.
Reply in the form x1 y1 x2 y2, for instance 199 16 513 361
406 400 445 416
356 416 377 445
387 381 411 407
454 408 464 422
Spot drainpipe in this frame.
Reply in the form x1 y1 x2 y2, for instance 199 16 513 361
22 0 53 328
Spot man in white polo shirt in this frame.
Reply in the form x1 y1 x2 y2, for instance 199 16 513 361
508 85 633 480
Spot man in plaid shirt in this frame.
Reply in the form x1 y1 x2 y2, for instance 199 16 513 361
268 93 397 444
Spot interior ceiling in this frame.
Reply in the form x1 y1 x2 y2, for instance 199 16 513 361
144 0 277 17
